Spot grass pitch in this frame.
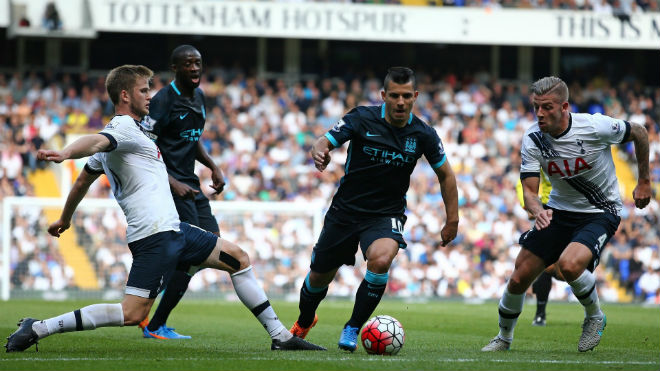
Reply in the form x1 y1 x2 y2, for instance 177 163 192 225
0 299 658 371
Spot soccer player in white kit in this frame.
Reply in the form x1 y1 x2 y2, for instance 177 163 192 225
5 65 325 353
482 76 651 352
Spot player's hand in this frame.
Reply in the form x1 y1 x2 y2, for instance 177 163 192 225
210 168 226 195
171 179 199 200
440 221 458 246
48 219 70 237
37 149 67 163
632 179 652 209
311 148 331 172
534 209 553 230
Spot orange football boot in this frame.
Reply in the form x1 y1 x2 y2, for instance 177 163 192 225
289 315 318 339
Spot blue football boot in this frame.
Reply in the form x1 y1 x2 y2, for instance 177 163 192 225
338 324 360 352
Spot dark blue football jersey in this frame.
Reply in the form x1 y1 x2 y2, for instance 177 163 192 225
142 81 206 187
325 104 446 216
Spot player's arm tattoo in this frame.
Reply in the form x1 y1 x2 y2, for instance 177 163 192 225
628 122 650 180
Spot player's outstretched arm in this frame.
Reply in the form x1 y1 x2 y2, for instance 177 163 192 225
48 169 100 237
626 122 651 209
37 134 112 163
434 160 459 246
310 136 334 172
195 141 225 194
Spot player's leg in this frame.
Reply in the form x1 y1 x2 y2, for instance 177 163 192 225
531 267 553 326
482 248 546 352
292 209 359 340
338 238 399 352
558 242 606 351
347 238 398 329
188 224 324 350
145 194 218 338
557 212 618 352
484 215 572 351
6 295 153 352
291 269 337 338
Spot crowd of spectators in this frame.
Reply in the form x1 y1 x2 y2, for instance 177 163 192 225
311 0 660 13
1 66 659 304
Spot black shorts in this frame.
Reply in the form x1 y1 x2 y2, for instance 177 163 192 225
519 209 620 272
309 207 407 273
172 188 219 234
125 222 217 298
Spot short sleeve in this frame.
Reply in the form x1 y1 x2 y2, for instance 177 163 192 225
423 129 446 169
100 117 140 153
594 114 630 144
325 108 359 147
84 153 104 174
520 134 541 179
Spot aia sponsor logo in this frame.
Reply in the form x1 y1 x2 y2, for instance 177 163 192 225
547 157 591 177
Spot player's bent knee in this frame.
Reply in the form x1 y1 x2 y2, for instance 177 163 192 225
507 274 529 294
121 305 150 326
217 239 250 273
557 260 584 281
367 255 393 273
121 296 153 326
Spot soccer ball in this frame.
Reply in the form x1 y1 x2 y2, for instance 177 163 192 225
361 315 405 355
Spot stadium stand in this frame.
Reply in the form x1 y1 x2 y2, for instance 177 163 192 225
1 67 658 303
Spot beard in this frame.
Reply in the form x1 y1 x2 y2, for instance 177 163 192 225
130 101 148 118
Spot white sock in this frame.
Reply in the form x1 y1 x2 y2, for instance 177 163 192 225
497 287 525 342
231 266 290 341
33 303 124 339
569 270 603 319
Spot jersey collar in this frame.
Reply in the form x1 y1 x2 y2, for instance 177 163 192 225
381 104 413 125
554 113 572 139
170 80 182 96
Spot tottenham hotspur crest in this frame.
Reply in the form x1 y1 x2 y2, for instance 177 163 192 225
576 139 586 154
404 137 417 153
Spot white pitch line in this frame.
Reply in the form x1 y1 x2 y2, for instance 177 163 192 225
0 357 657 365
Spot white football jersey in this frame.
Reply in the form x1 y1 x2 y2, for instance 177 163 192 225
520 113 630 215
85 115 180 243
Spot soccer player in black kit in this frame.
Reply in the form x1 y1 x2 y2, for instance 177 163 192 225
289 67 459 351
139 45 225 339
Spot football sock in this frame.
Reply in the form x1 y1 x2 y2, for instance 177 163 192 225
33 303 124 339
497 288 524 342
147 270 192 331
230 266 290 341
569 270 603 319
297 272 328 328
346 270 388 329
533 271 552 317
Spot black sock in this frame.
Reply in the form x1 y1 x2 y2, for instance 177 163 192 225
297 278 328 328
147 270 192 331
532 271 552 317
346 278 386 329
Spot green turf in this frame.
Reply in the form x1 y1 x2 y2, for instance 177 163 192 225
0 299 658 370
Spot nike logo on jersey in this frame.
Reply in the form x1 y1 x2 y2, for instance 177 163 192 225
179 113 189 120
366 131 380 137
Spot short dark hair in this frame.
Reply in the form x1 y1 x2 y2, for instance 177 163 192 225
105 65 153 105
170 45 200 66
383 67 416 91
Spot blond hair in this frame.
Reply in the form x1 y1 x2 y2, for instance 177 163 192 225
530 76 569 103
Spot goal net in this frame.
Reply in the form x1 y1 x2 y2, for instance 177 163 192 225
1 197 324 301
